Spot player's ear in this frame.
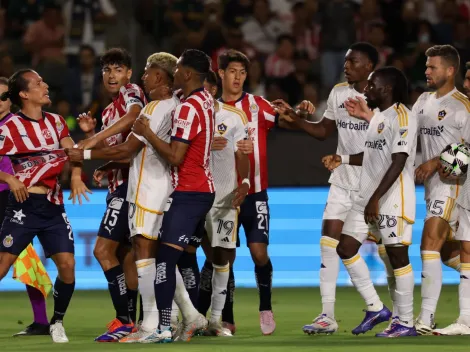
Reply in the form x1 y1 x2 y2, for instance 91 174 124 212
218 69 225 80
126 68 132 81
19 90 28 100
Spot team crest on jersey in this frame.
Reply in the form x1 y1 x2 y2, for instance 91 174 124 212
42 129 52 139
377 122 385 133
438 110 447 120
2 234 13 248
217 123 228 136
56 120 64 133
249 104 259 113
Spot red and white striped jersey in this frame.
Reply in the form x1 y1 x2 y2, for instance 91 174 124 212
0 111 70 204
221 92 278 194
101 83 146 192
171 88 215 193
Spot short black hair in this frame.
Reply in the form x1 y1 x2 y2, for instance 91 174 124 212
374 66 409 105
205 70 218 86
0 69 35 107
349 42 379 69
218 49 250 71
100 48 132 69
426 44 460 72
180 49 211 77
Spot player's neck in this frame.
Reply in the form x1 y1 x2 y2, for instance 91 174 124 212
378 100 394 112
150 86 172 101
221 90 243 103
435 81 455 99
353 80 368 94
20 105 43 120
183 82 203 98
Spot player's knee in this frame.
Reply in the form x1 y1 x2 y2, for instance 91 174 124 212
213 247 233 266
250 249 268 266
385 245 410 269
93 242 117 267
56 257 75 283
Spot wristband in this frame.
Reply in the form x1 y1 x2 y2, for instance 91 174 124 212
83 150 91 160
340 155 349 164
242 178 251 188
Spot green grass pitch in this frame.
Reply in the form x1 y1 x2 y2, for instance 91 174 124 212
0 286 468 351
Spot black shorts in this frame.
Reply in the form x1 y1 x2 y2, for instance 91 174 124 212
237 190 270 247
0 193 74 257
97 182 131 245
160 191 214 249
0 189 9 225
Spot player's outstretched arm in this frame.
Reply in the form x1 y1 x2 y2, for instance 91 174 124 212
364 152 408 224
65 136 143 162
322 153 363 171
78 105 142 150
233 150 250 207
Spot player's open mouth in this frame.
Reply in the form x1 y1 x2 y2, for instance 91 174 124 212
108 82 118 87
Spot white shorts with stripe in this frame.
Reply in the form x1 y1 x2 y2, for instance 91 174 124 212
323 184 358 222
343 208 413 246
455 204 470 242
128 202 164 240
425 196 458 240
205 207 238 249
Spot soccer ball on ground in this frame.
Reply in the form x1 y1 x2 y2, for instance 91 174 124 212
440 142 470 177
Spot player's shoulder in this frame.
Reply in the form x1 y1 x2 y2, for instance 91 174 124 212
449 90 470 113
331 82 350 93
120 83 144 95
390 103 410 127
417 91 434 103
220 103 248 125
144 97 179 116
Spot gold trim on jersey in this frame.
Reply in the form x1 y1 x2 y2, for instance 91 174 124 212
442 197 456 222
366 232 379 243
334 82 349 88
451 92 470 113
143 100 160 115
399 174 415 224
233 207 240 243
222 104 249 125
394 104 409 127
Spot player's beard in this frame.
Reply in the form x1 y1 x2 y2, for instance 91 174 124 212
427 76 446 90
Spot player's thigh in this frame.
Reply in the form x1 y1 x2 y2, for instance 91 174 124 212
238 190 270 246
98 190 130 245
160 192 214 249
206 207 238 251
187 219 206 251
340 209 370 249
132 235 159 260
424 197 457 243
322 185 355 239
455 205 470 250
38 210 75 258
440 240 460 262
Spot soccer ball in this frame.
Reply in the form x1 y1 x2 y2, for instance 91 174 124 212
440 143 470 177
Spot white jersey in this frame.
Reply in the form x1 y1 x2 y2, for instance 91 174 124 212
212 102 248 207
415 88 469 200
353 104 417 222
457 107 470 210
127 97 179 212
324 82 369 191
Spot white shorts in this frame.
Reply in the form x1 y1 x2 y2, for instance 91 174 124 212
323 184 358 222
205 207 238 249
128 203 163 240
425 197 458 240
343 208 413 246
455 204 470 242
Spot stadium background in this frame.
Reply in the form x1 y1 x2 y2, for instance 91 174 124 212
1 0 469 291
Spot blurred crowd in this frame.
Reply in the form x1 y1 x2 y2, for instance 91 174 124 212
1 0 470 130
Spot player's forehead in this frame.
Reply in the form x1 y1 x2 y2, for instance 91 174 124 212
226 62 246 71
426 56 444 68
103 63 128 71
345 49 367 62
24 71 42 84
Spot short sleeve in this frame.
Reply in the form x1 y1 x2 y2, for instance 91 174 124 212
254 96 278 131
0 127 16 155
57 115 70 140
455 109 470 131
233 115 248 152
133 102 170 145
122 84 145 112
171 103 200 144
391 106 415 156
323 89 336 121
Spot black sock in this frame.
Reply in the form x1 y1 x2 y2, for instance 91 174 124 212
138 293 144 323
127 288 138 323
255 259 273 311
177 251 200 308
197 259 213 317
104 265 130 324
51 278 75 324
222 266 235 324
155 245 182 329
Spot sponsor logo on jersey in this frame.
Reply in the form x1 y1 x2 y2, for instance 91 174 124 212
337 120 368 131
11 209 26 225
338 103 345 109
217 123 228 136
398 140 407 146
256 201 268 214
109 197 124 210
365 139 387 150
399 128 408 138
106 135 119 146
42 129 52 139
438 110 447 120
419 109 424 114
175 118 192 129
377 122 384 133
249 104 259 113
420 126 444 136
2 234 13 248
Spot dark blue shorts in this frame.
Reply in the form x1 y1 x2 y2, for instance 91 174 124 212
237 190 270 246
0 193 74 257
160 191 214 249
97 182 131 245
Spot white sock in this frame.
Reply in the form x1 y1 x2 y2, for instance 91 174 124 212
394 264 414 327
378 244 398 317
443 255 461 272
420 250 441 326
136 259 158 331
174 267 200 323
457 263 470 326
171 300 179 325
320 236 339 318
342 253 383 311
210 263 230 323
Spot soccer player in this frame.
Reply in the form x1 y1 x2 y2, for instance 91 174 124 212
283 42 381 334
413 45 468 334
198 70 250 336
0 69 91 343
76 48 146 341
0 77 51 337
211 49 309 335
322 66 418 337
